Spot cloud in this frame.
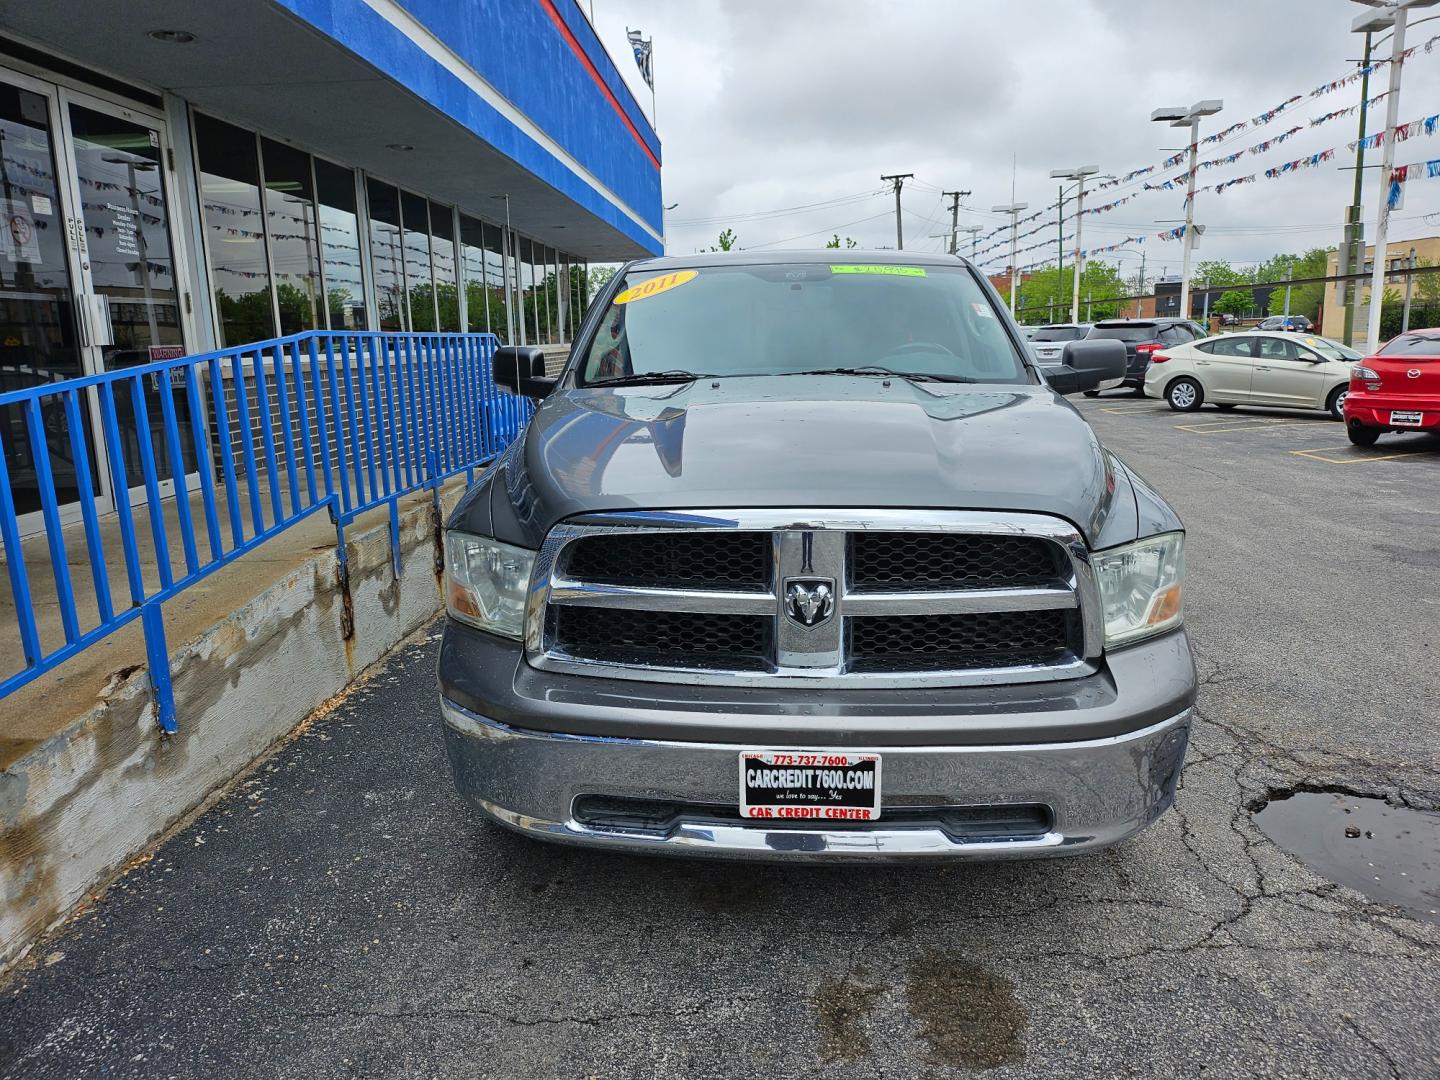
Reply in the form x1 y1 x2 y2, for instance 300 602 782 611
590 0 1440 267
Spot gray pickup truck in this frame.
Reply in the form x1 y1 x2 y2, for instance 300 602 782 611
438 251 1195 861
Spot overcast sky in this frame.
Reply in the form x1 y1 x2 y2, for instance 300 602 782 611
587 0 1440 273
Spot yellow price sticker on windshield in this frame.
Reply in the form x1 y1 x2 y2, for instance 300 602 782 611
830 265 927 277
614 269 698 304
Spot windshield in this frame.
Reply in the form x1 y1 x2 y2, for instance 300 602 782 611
1031 326 1085 342
1378 333 1440 357
1088 324 1157 342
1300 336 1361 361
578 262 1029 385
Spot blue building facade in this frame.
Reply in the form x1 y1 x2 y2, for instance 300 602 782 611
0 0 661 529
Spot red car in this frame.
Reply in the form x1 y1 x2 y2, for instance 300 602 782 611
1344 328 1440 446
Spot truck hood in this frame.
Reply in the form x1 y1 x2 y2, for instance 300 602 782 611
454 375 1142 549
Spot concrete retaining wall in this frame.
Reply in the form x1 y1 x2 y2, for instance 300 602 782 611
0 490 460 971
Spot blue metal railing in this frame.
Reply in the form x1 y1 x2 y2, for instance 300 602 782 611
0 330 531 731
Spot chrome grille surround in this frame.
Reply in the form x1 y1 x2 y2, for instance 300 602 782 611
525 509 1104 689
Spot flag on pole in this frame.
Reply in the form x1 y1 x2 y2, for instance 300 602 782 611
627 28 654 89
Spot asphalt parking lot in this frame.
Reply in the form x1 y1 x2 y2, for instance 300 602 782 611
2 393 1438 1079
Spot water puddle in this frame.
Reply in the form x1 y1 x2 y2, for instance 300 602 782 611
1253 790 1440 925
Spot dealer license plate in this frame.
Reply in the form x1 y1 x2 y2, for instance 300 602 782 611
1391 410 1424 426
739 751 881 822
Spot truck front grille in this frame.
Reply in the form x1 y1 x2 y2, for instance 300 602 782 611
847 610 1076 673
529 511 1099 688
552 607 772 671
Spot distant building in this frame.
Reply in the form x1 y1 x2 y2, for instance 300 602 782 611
1322 235 1440 345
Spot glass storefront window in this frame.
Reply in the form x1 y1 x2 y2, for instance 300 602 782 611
315 159 366 331
459 213 487 335
430 200 458 332
538 244 555 344
260 137 322 335
518 235 537 346
366 178 405 331
400 190 433 332
484 222 511 343
194 113 274 347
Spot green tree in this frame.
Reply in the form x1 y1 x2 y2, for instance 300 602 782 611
709 228 738 252
824 234 858 249
1014 261 1129 323
1214 290 1252 318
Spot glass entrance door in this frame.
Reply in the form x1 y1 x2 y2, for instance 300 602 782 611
60 92 194 504
0 72 94 521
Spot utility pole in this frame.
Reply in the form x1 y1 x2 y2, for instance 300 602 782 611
942 189 971 255
1283 262 1293 316
991 201 1030 314
881 173 913 250
1402 246 1417 330
1202 277 1212 325
1137 249 1147 317
1342 29 1374 347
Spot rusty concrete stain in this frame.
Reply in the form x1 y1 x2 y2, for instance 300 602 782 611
904 950 1028 1070
812 970 884 1064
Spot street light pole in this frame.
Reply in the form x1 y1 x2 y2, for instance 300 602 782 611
1051 166 1099 325
1152 99 1223 323
991 202 1029 315
958 224 983 263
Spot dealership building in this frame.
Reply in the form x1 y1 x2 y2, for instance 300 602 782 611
0 0 662 521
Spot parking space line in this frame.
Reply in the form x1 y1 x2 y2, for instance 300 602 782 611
1175 417 1302 434
1290 446 1431 464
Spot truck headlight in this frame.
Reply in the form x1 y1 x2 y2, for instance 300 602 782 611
444 532 535 640
1093 531 1184 648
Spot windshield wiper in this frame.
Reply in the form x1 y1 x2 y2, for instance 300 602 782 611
787 366 978 384
586 369 715 387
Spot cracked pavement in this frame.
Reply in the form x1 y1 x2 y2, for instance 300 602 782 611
1 397 1438 1078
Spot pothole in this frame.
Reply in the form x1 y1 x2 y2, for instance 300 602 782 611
1252 789 1440 925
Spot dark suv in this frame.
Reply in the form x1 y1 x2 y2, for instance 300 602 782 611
437 251 1195 862
1083 318 1208 394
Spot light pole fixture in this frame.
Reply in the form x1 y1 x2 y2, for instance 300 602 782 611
957 223 984 262
991 202 1029 315
1050 165 1099 325
1151 99 1223 323
1349 0 1440 352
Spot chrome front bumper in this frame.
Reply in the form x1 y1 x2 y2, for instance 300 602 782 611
439 700 1191 862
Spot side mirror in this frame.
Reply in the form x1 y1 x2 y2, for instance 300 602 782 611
492 345 556 399
1046 339 1127 396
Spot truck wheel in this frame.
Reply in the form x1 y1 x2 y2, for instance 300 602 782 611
1347 421 1381 447
1166 378 1203 412
1326 386 1348 422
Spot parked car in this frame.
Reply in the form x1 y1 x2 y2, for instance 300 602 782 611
1256 315 1313 333
1028 323 1092 367
1083 318 1209 394
1143 331 1359 419
438 250 1194 861
1343 327 1440 446
1218 313 1239 327
1020 324 1042 341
